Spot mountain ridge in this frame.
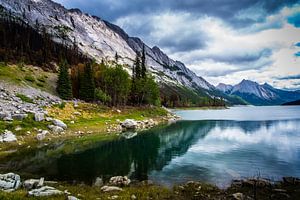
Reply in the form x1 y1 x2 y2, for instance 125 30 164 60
216 80 300 105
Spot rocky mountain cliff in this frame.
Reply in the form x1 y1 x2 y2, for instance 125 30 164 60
216 80 300 105
0 0 215 97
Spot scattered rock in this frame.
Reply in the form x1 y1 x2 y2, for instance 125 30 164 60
121 119 137 131
48 125 64 134
12 113 28 120
0 130 17 142
111 195 119 199
109 176 131 187
28 186 63 197
101 186 123 192
94 177 103 187
0 173 21 191
131 194 137 200
34 113 45 122
24 178 44 190
52 119 67 129
232 193 244 200
36 130 49 141
68 196 80 200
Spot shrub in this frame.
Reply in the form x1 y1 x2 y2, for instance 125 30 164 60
24 75 35 82
16 93 34 103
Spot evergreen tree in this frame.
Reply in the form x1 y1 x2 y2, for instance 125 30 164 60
56 60 72 100
135 52 141 79
115 52 119 63
79 62 95 101
141 45 146 78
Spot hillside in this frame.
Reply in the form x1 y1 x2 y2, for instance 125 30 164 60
282 99 300 106
0 0 245 106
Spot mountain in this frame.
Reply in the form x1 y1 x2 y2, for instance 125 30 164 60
216 79 300 105
282 99 300 106
216 83 233 94
1 0 235 106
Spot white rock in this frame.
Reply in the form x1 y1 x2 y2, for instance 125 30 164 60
0 173 21 191
0 130 17 142
48 125 64 134
68 196 80 200
94 177 103 187
121 119 137 130
52 119 67 129
101 186 123 192
35 113 45 122
12 113 28 120
28 186 63 197
109 176 131 187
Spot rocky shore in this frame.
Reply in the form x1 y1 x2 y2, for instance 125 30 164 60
1 172 300 200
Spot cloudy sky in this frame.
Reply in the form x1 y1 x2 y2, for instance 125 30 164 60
53 0 300 89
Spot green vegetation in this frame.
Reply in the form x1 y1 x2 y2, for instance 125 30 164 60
57 60 72 100
16 93 34 104
79 62 95 101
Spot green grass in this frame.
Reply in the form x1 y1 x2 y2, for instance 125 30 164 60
0 64 57 94
16 93 34 104
24 75 35 83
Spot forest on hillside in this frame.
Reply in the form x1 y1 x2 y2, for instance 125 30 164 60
0 6 226 108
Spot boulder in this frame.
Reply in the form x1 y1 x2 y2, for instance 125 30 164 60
94 177 103 187
35 113 45 122
24 177 44 190
0 130 17 142
109 176 131 187
48 125 64 134
101 186 123 192
68 196 80 200
28 186 63 197
36 130 49 141
0 173 21 191
52 119 67 129
121 119 137 130
232 193 244 200
12 113 28 120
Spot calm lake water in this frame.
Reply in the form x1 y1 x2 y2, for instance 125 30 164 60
1 106 300 187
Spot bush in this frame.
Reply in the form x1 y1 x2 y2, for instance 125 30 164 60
95 88 111 104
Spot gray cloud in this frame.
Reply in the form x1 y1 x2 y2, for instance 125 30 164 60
277 74 300 80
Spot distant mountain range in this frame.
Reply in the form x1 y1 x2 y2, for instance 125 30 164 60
216 80 300 106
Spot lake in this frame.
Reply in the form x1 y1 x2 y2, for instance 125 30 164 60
1 106 300 188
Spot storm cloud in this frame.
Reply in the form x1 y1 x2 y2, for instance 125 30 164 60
54 0 300 89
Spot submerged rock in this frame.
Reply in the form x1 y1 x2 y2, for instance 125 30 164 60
109 176 131 187
0 173 21 191
28 186 63 197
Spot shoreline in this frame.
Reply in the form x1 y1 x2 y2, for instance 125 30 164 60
0 173 299 199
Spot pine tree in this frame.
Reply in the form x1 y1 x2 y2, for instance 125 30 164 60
135 52 141 79
79 62 95 101
141 45 146 78
56 60 72 100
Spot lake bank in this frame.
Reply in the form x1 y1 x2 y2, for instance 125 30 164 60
1 173 300 200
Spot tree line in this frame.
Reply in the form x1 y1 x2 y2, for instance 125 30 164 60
57 48 160 107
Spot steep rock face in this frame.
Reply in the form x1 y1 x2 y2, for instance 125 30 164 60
0 0 214 92
216 80 300 105
216 83 233 94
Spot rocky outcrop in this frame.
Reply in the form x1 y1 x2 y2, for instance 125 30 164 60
0 130 17 142
0 173 21 192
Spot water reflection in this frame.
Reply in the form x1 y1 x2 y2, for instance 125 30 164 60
1 119 300 187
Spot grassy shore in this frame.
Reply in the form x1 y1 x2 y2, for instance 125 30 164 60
1 177 300 200
0 102 171 155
